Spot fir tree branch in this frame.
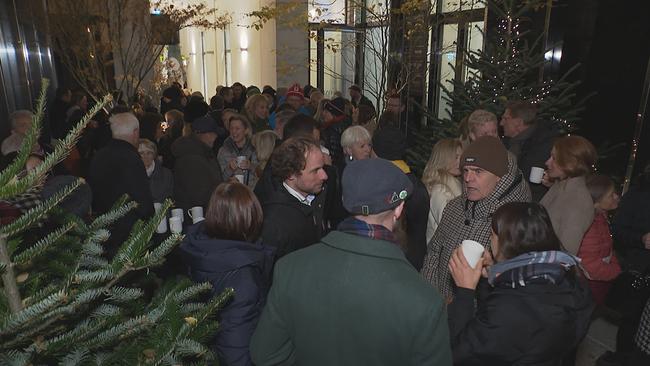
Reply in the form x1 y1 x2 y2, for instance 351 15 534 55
0 80 48 190
0 290 66 335
0 235 22 314
0 93 111 200
12 222 76 265
0 179 82 238
88 201 138 232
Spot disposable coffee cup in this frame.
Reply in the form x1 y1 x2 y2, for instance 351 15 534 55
529 167 545 184
169 216 183 234
234 174 245 184
461 240 485 268
156 216 168 234
236 155 247 168
154 202 162 213
188 206 204 224
171 208 184 223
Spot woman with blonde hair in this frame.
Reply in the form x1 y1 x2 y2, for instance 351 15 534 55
251 130 279 179
422 138 463 242
217 114 259 188
244 94 270 133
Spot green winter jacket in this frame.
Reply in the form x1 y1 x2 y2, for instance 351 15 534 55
250 230 452 366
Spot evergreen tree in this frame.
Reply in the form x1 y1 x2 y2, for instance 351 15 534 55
407 0 587 175
0 80 231 365
439 0 586 132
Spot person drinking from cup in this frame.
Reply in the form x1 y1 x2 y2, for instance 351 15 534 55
421 136 531 301
218 114 259 188
447 202 593 365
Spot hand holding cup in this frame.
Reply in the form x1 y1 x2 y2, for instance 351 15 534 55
449 247 484 290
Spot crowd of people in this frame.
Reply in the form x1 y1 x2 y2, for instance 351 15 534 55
2 80 650 366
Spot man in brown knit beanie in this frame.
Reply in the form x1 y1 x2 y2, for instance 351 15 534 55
460 135 508 201
421 136 531 300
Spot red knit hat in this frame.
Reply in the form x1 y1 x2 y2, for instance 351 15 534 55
286 83 304 98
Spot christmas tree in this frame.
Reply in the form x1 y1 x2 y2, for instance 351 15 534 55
0 80 231 365
407 0 587 174
440 0 585 130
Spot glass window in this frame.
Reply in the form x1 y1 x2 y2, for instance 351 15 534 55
363 26 388 111
308 0 346 24
322 30 355 97
437 24 458 120
465 20 484 82
309 31 318 86
441 0 485 13
224 26 232 86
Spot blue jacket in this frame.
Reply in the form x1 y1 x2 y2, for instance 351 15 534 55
180 222 275 366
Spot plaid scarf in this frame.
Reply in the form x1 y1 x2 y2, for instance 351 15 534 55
337 217 398 245
488 250 580 288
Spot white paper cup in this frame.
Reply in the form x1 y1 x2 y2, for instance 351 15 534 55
153 202 162 213
461 240 485 268
169 216 183 234
529 167 545 184
156 216 168 234
188 206 204 224
234 174 245 184
236 155 247 168
171 208 184 223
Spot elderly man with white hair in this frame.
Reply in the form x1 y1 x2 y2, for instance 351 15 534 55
88 112 154 257
2 110 34 156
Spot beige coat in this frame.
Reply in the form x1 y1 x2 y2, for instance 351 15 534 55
540 176 594 255
426 179 462 243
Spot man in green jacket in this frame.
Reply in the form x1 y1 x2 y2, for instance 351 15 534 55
250 158 452 366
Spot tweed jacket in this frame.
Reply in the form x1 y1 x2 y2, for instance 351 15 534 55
421 154 532 300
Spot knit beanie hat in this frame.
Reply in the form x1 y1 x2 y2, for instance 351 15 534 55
372 125 406 161
246 86 261 98
460 136 508 177
286 83 304 98
324 97 346 116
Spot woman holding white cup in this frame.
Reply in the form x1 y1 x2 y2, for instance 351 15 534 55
447 202 593 365
217 114 259 188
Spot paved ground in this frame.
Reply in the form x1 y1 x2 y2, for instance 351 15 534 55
576 317 618 366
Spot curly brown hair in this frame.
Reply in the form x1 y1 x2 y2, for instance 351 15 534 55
271 136 319 181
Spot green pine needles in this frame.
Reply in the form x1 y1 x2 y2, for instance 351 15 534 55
438 0 588 132
0 80 231 365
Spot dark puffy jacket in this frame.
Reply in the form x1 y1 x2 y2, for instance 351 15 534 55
180 223 275 366
260 179 326 259
448 269 593 365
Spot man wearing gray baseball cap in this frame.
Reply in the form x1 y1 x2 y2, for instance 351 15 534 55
251 158 451 366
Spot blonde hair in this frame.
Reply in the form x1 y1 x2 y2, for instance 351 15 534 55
229 114 253 138
314 98 330 124
138 138 157 156
422 138 463 194
244 94 268 121
251 130 278 174
467 109 497 135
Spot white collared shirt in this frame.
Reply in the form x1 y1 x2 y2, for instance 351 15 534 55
283 182 316 206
